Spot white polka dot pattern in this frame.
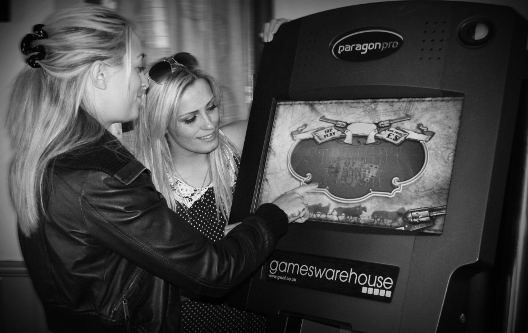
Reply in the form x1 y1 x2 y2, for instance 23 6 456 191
174 187 266 332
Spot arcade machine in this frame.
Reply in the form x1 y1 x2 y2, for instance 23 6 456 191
229 1 528 333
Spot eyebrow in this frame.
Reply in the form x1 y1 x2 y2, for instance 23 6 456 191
137 53 145 60
206 96 216 107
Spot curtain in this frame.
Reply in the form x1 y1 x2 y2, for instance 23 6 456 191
119 0 255 125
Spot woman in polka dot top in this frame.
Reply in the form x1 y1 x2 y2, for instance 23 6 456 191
134 54 266 333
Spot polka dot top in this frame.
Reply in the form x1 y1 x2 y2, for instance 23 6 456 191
169 138 266 332
172 183 225 242
171 180 266 333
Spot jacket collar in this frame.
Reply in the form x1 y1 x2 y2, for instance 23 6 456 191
55 131 147 185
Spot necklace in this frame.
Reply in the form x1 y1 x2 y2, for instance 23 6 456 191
173 162 210 189
169 162 211 209
168 163 211 233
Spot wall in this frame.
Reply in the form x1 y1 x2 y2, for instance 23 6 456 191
0 0 57 262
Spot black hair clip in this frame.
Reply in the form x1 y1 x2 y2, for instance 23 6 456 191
20 24 48 68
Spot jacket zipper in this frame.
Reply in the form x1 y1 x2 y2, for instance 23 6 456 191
123 297 131 333
113 267 144 330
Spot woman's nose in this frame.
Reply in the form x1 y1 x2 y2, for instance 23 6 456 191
202 113 215 129
140 71 148 88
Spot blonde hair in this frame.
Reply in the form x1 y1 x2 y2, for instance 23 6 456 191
134 67 238 222
6 5 133 236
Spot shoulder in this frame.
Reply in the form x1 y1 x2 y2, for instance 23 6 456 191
54 131 147 185
220 120 248 153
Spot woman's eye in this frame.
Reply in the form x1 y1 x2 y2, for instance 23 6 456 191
207 105 218 112
183 116 196 124
137 66 145 73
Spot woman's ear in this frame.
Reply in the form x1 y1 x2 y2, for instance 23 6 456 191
89 61 108 90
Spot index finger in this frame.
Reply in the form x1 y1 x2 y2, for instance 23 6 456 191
291 182 319 195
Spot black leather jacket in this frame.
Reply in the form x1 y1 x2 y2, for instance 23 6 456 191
19 132 287 333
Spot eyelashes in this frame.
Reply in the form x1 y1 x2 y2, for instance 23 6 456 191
182 105 218 125
183 116 196 124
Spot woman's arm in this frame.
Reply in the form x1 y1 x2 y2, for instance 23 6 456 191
220 120 248 153
56 168 287 297
218 19 289 152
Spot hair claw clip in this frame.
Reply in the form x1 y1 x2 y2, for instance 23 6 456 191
20 24 48 68
32 24 47 39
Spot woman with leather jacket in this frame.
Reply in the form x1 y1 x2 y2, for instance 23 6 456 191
6 5 315 333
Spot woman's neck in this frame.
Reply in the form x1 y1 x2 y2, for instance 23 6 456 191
170 149 211 188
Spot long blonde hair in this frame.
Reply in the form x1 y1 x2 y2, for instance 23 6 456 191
6 5 133 237
134 67 239 222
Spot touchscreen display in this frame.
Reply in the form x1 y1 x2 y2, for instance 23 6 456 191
255 97 463 234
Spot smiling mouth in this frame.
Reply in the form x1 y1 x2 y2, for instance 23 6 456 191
199 132 215 140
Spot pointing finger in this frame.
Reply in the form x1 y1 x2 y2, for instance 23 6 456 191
291 182 319 195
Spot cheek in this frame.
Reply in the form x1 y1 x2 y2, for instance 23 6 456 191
211 111 221 126
171 123 196 142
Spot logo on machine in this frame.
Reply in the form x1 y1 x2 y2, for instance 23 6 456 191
263 251 399 303
330 28 403 62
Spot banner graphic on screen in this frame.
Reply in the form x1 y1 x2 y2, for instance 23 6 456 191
263 251 399 303
256 97 463 234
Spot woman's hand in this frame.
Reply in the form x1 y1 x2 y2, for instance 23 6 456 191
224 183 317 234
261 18 290 42
272 183 318 223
